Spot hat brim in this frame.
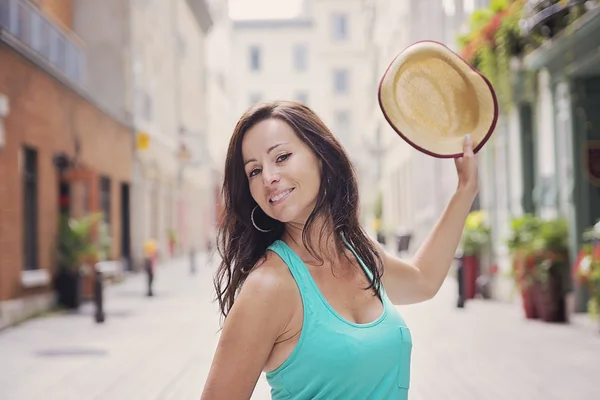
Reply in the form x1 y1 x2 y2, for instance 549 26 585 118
378 40 499 159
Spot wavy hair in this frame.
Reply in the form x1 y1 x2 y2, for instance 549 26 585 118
214 101 383 319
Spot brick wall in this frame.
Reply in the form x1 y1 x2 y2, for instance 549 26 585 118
38 0 73 30
0 45 132 301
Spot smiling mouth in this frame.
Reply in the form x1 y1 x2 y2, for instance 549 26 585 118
269 188 294 205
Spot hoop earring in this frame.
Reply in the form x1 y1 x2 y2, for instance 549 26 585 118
251 206 273 233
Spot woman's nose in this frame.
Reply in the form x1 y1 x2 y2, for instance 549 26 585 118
262 166 280 186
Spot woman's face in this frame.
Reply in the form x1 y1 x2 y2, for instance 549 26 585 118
242 118 322 225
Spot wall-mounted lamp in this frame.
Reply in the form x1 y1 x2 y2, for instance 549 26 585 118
0 93 9 150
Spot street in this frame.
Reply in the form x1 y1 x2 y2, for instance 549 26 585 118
1 256 599 400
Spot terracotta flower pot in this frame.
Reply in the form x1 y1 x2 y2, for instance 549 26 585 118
521 285 538 319
463 255 479 299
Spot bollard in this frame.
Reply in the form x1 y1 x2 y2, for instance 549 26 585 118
190 247 196 275
94 268 105 323
145 257 154 297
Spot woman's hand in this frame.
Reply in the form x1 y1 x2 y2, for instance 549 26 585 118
454 134 479 198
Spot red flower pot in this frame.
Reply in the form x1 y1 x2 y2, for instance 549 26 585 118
521 285 538 319
463 255 479 299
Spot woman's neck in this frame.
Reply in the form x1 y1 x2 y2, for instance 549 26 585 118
282 216 341 265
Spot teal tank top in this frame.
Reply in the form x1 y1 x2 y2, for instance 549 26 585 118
265 240 412 399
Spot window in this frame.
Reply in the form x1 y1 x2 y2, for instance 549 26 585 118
22 147 38 271
332 13 348 40
334 110 351 139
333 69 349 95
295 91 308 105
99 176 111 227
293 44 307 72
249 45 261 71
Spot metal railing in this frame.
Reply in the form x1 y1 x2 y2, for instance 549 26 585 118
0 0 86 86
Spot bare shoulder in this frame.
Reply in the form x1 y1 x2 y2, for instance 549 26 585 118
201 250 296 399
240 249 297 309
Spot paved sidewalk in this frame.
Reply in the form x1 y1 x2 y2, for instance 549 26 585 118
1 254 599 399
400 280 600 400
0 255 273 400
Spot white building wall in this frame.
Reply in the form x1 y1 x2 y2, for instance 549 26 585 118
366 0 489 253
231 21 316 116
75 0 214 267
230 0 370 158
206 0 236 171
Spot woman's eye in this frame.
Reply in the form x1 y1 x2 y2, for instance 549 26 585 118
276 153 291 163
249 168 261 178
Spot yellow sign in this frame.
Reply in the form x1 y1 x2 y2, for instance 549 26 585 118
136 132 150 150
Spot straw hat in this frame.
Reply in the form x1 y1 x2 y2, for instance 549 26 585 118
378 41 498 158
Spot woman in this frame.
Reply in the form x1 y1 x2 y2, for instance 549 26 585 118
201 101 478 399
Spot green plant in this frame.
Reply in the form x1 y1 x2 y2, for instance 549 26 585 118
506 214 542 286
575 219 600 319
461 210 492 256
506 214 542 253
457 0 591 112
56 213 102 271
530 217 570 283
582 220 600 242
458 0 527 110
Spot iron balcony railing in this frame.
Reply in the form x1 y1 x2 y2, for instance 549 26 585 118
0 0 86 86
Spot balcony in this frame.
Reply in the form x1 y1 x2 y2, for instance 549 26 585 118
520 0 589 36
0 0 86 87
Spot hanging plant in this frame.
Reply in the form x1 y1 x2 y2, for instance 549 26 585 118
458 0 528 112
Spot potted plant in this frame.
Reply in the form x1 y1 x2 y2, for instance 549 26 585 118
574 220 600 329
461 210 492 299
506 214 542 319
528 217 570 323
53 213 101 309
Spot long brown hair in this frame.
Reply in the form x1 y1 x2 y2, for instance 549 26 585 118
215 101 383 319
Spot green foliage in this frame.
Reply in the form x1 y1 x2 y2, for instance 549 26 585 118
56 213 110 270
506 214 542 253
532 217 569 255
577 220 600 319
582 220 600 242
457 0 590 112
461 211 492 256
506 215 570 285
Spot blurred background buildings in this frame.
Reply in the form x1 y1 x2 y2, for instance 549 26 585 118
1 0 600 339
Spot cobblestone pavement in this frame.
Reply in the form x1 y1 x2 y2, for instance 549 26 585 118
1 255 599 399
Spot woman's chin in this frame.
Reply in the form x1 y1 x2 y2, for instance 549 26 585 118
268 202 315 227
270 208 301 226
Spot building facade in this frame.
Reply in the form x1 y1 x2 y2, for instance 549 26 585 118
479 3 600 307
229 0 373 223
73 0 214 270
0 0 133 328
205 0 235 236
364 0 490 253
